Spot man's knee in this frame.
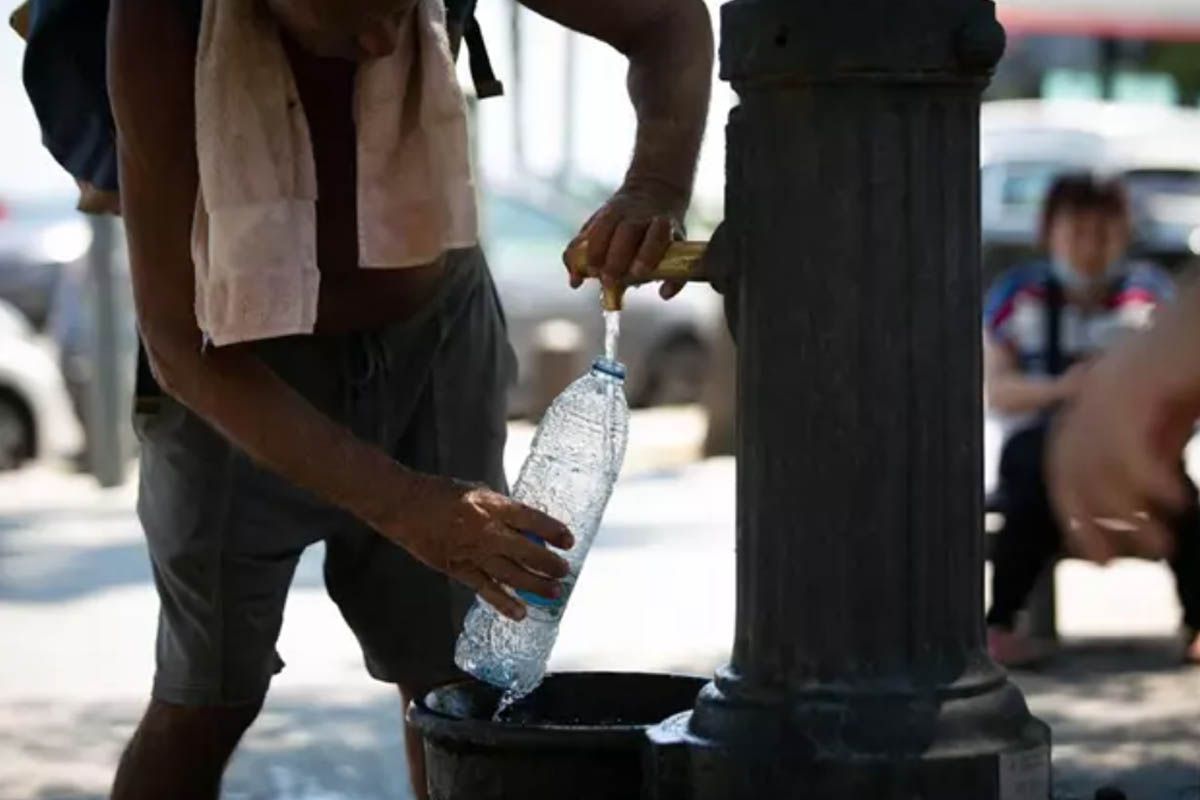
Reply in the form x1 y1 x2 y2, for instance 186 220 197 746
139 697 263 746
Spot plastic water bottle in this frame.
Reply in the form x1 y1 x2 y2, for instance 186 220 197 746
454 356 630 700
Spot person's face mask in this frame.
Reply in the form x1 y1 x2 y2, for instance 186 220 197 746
1046 210 1129 290
1051 258 1110 293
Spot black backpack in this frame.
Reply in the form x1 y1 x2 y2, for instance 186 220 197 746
17 0 502 197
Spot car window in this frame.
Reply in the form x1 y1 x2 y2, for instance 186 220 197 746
982 160 1068 238
998 162 1063 212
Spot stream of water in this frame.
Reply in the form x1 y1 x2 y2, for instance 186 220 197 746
604 309 620 362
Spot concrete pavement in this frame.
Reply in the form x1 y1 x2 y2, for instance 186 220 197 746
1 412 1197 799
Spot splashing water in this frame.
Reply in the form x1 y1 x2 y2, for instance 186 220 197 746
604 309 620 362
493 688 523 722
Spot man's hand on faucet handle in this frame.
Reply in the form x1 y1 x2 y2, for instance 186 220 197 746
564 181 687 300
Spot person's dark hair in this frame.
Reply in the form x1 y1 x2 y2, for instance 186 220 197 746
1038 172 1131 248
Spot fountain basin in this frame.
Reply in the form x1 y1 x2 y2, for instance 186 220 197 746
409 671 705 800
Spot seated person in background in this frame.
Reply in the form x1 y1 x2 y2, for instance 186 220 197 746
983 173 1200 667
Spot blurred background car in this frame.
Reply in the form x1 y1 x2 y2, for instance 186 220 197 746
981 99 1200 280
0 31 85 329
0 296 83 469
0 197 91 328
0 63 137 468
0 41 84 331
0 51 140 470
0 203 137 460
483 183 724 417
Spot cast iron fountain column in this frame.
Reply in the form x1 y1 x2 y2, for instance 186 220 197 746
647 1 1051 797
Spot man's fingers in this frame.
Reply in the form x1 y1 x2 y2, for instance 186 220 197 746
1122 513 1176 560
1127 445 1189 516
603 220 649 283
1054 460 1115 563
505 531 571 579
1070 424 1146 517
503 503 574 550
485 556 563 600
660 280 686 300
630 217 673 280
585 213 618 269
463 568 526 621
563 244 585 288
567 263 585 289
1066 516 1117 565
1063 471 1173 563
1077 443 1179 556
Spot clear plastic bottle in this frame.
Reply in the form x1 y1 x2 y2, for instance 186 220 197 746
454 357 630 697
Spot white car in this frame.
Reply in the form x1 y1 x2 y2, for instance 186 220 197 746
0 298 83 469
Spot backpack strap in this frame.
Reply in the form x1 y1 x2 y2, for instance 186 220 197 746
462 14 503 99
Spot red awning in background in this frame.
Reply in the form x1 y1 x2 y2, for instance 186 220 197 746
998 0 1200 42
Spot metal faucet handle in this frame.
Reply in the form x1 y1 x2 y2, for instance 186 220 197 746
565 240 712 311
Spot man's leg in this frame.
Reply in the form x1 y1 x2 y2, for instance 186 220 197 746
111 699 262 800
127 380 326 798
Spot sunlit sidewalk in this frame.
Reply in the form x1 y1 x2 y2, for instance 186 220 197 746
0 411 1197 799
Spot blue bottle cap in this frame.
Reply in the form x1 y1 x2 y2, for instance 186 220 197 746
592 358 626 379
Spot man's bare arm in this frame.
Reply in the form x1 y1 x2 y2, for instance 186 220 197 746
521 0 712 210
520 0 714 291
106 0 569 619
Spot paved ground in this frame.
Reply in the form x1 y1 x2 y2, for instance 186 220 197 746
1023 639 1200 800
1 412 1197 799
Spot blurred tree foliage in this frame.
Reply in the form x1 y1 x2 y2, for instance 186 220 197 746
1143 42 1200 104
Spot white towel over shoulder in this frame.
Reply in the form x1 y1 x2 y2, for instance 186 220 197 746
193 0 477 346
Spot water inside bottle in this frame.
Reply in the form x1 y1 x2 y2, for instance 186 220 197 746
604 309 620 361
457 318 629 709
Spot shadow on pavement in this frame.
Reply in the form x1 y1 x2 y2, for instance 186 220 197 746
1011 637 1200 800
0 506 326 603
5 694 415 800
0 540 151 603
4 644 1195 800
0 507 136 536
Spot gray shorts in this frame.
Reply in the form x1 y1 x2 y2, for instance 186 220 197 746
135 247 515 706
